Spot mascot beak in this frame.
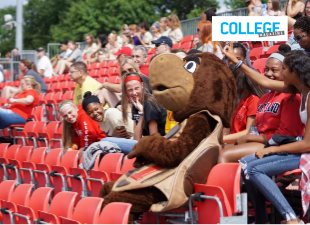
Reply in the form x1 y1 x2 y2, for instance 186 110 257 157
149 53 195 112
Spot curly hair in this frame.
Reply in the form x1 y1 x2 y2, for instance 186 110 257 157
293 17 310 33
233 43 247 58
283 50 310 95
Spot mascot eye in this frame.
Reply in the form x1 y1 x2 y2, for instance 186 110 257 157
184 61 197 74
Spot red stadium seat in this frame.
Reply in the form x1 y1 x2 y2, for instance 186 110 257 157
108 76 120 84
28 105 46 122
61 91 74 102
11 122 36 145
46 92 63 121
97 77 109 84
0 145 21 182
181 35 194 44
147 48 156 55
40 92 54 105
16 187 53 224
20 147 47 184
0 180 17 221
59 197 104 224
37 191 78 224
249 47 265 61
107 60 118 68
252 58 268 73
98 202 132 224
49 123 63 148
111 157 135 181
0 143 10 158
260 45 280 58
26 121 47 147
37 121 60 148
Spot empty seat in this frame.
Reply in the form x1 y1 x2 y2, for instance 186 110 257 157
49 123 63 148
11 121 37 146
28 106 46 122
62 91 74 101
0 180 17 221
111 157 135 181
252 58 268 73
0 145 21 182
0 143 10 158
37 121 60 148
59 197 104 224
26 121 47 147
98 202 132 224
249 47 265 61
46 93 63 121
260 45 280 58
37 191 78 224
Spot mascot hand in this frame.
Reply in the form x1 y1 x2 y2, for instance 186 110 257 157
127 133 162 165
131 156 151 168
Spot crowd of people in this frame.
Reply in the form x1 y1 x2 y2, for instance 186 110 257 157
1 2 310 223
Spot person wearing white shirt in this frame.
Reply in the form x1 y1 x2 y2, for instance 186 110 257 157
167 14 183 44
159 17 171 37
36 47 53 78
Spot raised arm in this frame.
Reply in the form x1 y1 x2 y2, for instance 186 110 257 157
222 42 288 93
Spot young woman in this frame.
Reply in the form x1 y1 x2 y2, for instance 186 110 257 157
159 17 171 37
82 92 136 155
135 22 153 46
204 7 217 22
58 100 106 158
82 34 97 63
89 34 108 64
120 33 134 49
105 33 121 60
121 72 167 141
193 21 211 49
218 46 304 163
264 0 282 16
223 64 265 144
223 44 310 224
2 59 47 98
151 22 162 41
167 14 183 44
281 0 305 27
0 76 40 128
199 23 223 59
130 24 143 46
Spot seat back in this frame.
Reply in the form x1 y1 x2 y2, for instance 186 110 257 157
11 184 34 206
249 47 265 60
206 163 241 213
29 187 54 214
71 197 103 223
62 91 74 101
49 191 78 218
98 202 132 224
0 180 17 201
44 148 62 166
121 158 135 173
0 143 10 158
194 184 232 224
4 145 21 160
61 150 79 169
252 58 268 72
33 106 46 121
15 146 33 163
98 153 123 179
30 147 47 164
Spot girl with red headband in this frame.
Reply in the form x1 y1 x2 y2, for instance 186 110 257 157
122 72 167 140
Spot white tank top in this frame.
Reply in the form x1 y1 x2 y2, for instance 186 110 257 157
300 92 310 125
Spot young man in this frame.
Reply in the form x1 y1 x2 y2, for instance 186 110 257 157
36 47 53 78
131 45 149 76
70 62 101 105
152 36 172 55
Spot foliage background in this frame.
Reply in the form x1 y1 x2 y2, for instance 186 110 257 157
0 0 219 56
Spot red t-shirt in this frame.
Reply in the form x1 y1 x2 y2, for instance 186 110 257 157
72 105 106 148
256 91 304 140
140 65 149 77
230 95 259 134
10 89 39 119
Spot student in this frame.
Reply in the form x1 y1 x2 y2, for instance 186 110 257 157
58 100 106 158
218 45 304 163
82 92 136 155
223 64 265 144
121 72 167 141
223 42 310 224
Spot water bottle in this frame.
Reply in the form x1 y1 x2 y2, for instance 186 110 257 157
250 125 259 135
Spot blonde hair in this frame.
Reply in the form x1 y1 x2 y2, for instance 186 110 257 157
22 75 41 94
58 100 78 149
109 32 117 41
119 58 141 76
168 14 181 30
121 33 133 45
85 33 95 46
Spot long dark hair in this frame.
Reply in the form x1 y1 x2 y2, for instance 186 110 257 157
20 59 39 73
121 72 160 124
229 62 265 106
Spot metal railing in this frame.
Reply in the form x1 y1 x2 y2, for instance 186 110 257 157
47 42 88 58
180 0 287 36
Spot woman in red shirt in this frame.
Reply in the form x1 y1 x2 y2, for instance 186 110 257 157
223 64 265 144
0 76 40 129
218 46 305 163
57 100 106 158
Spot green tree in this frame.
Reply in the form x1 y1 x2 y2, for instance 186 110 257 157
0 6 16 56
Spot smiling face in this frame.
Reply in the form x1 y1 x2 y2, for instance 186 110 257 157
85 102 105 122
282 62 298 86
306 1 310 17
125 80 143 103
294 28 310 50
264 58 283 81
59 105 78 124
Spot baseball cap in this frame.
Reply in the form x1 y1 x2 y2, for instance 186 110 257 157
114 46 132 56
36 47 45 52
152 36 173 48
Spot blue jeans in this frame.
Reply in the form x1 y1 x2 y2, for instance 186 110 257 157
101 137 138 155
0 108 26 129
240 153 301 223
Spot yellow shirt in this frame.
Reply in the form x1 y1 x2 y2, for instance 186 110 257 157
73 76 101 105
165 110 179 134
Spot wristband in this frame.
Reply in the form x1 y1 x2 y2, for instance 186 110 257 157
235 60 243 69
138 111 144 115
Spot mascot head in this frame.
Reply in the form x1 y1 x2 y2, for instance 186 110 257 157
149 52 236 128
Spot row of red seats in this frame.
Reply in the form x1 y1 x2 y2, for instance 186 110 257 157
0 144 134 200
0 180 131 224
249 45 280 61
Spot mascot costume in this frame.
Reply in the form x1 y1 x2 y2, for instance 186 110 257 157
99 52 236 223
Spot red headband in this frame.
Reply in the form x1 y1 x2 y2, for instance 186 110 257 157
124 76 142 84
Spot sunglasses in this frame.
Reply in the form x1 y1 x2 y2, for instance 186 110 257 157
293 32 307 42
196 28 200 32
155 43 166 48
121 68 135 76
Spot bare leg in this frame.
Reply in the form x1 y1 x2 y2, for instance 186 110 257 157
288 17 296 29
97 88 121 107
218 142 264 163
2 86 19 98
58 60 72 75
